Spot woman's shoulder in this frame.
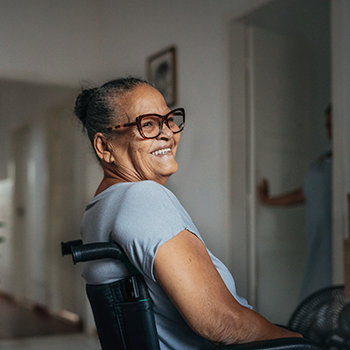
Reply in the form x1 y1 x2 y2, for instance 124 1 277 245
121 181 179 211
89 181 178 213
128 180 165 189
124 180 171 198
93 181 163 198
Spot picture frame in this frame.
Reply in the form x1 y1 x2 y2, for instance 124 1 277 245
146 46 177 107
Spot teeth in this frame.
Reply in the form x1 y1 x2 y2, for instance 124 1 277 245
152 148 171 156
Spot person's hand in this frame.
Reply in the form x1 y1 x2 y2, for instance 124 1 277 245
257 180 305 206
257 178 270 203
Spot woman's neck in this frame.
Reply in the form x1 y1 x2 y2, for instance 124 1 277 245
95 166 126 196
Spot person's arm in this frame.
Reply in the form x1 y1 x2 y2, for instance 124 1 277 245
257 178 305 206
154 230 302 346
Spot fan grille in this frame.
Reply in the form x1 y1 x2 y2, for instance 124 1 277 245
288 285 350 349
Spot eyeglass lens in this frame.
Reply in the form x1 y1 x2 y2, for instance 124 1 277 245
140 110 184 138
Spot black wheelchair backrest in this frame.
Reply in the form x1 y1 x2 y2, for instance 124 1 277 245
62 240 160 350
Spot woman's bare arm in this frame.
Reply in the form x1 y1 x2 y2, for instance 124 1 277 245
154 230 301 345
257 178 305 206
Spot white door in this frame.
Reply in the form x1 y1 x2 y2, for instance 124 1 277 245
247 26 313 324
11 126 31 301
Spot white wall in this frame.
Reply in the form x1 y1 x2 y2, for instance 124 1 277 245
0 0 103 85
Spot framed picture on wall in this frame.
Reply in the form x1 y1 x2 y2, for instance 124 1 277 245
146 46 177 107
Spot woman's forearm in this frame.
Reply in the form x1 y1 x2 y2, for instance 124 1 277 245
213 307 301 345
181 288 300 345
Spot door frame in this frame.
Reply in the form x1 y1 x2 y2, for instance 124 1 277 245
330 0 350 283
229 0 349 308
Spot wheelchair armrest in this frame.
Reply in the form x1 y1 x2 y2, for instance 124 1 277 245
202 337 324 349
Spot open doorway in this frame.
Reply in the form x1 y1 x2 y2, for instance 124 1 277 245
230 0 331 324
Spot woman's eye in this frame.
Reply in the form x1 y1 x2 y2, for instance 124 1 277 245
142 120 155 128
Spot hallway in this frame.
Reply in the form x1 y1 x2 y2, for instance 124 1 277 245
0 293 99 349
0 293 83 339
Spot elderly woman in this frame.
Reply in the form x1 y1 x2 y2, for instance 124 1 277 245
74 77 300 349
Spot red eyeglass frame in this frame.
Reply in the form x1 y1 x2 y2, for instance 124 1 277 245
105 107 185 139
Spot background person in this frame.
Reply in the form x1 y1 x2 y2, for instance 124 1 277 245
74 77 301 349
257 105 332 301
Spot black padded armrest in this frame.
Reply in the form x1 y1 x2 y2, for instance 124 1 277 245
202 337 324 349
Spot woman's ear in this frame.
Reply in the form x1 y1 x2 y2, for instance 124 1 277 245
94 133 115 163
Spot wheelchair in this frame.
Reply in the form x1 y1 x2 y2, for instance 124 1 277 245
62 240 324 350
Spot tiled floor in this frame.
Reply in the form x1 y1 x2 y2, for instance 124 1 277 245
0 334 100 350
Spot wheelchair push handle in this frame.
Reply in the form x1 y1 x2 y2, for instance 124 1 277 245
62 240 126 265
71 242 126 264
61 239 83 256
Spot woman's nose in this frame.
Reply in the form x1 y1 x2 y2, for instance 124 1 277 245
158 120 173 139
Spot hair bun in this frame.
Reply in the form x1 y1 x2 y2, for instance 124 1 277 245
74 87 98 126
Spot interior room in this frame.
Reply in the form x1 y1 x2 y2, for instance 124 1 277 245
0 0 349 348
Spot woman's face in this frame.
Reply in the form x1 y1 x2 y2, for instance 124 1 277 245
107 84 180 185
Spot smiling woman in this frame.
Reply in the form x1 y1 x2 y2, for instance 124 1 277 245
93 83 181 187
75 80 182 188
74 77 301 350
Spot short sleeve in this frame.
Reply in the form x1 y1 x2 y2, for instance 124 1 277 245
111 181 192 281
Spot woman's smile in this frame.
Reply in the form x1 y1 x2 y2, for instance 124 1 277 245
151 147 172 156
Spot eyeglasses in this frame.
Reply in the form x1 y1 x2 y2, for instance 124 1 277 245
106 108 185 139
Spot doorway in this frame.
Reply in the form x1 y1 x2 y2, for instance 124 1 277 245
230 0 331 324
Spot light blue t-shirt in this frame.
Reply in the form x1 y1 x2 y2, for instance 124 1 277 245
81 180 251 350
301 156 332 301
